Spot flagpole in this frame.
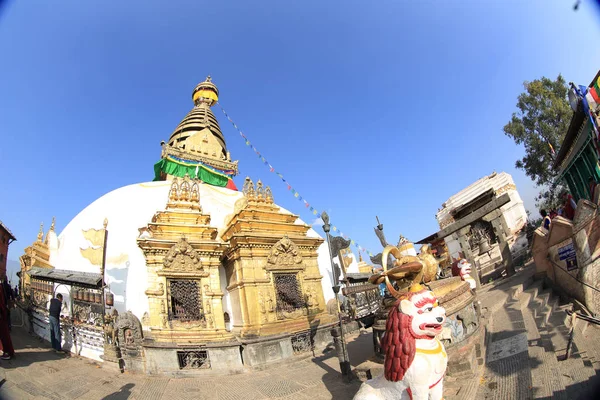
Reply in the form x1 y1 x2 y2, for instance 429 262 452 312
101 219 108 329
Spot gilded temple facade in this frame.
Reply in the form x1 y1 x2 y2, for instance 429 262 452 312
18 76 340 374
19 221 54 291
221 178 331 340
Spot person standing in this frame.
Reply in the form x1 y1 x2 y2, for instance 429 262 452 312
541 210 552 231
562 191 577 220
589 177 597 202
0 275 15 360
48 293 63 352
2 279 14 331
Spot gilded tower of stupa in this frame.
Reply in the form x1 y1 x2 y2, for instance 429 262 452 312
154 76 239 189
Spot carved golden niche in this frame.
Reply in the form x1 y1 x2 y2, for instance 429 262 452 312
159 238 207 277
266 235 303 270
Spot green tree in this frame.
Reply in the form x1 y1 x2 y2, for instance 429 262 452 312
503 75 573 209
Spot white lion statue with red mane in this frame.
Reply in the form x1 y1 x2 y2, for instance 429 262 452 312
354 246 448 400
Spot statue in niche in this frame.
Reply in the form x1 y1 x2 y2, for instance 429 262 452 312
125 329 134 347
205 300 212 315
259 292 267 322
115 311 143 353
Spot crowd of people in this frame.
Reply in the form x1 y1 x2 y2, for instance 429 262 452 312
0 275 64 360
539 183 595 231
0 275 15 360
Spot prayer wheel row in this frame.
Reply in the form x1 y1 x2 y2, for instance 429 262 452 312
32 281 53 294
71 290 114 306
73 289 102 304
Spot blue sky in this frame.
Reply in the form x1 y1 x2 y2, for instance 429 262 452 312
1 0 600 279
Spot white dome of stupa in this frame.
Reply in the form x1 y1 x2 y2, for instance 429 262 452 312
49 180 336 322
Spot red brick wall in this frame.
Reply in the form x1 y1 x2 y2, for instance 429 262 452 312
0 227 10 278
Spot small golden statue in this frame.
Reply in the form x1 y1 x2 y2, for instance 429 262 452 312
369 244 440 295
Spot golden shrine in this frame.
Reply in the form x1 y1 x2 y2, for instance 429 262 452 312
19 220 55 290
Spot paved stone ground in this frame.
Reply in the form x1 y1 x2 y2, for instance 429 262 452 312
5 264 599 400
0 323 372 400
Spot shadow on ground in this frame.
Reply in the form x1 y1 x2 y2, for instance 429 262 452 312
309 329 373 399
1 326 68 369
102 383 135 400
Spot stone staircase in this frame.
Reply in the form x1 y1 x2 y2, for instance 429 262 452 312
520 279 600 399
479 275 600 399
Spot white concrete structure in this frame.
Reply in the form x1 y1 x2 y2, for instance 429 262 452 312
436 172 528 263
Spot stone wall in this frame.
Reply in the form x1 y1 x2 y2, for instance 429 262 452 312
532 200 600 316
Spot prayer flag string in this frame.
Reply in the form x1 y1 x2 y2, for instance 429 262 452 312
217 102 376 257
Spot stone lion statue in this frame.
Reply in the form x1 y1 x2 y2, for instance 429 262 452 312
353 284 448 400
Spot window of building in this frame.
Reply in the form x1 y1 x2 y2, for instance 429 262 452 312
168 279 203 322
273 273 305 319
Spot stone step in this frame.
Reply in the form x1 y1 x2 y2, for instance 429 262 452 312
476 297 533 399
521 281 600 398
519 281 543 310
518 290 568 399
528 290 556 330
533 292 597 400
571 316 600 371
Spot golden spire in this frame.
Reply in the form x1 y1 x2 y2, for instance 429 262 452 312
192 75 219 107
49 217 56 232
359 252 363 262
37 222 44 242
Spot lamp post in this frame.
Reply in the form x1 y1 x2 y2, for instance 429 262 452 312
321 211 352 381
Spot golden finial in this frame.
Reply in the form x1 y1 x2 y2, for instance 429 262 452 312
191 182 200 203
169 179 179 203
37 222 44 242
265 186 274 204
359 252 363 262
243 177 256 200
206 75 212 82
256 180 265 201
50 217 56 232
409 283 425 293
103 218 108 229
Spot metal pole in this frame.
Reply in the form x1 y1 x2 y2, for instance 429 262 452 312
101 220 108 328
321 212 352 381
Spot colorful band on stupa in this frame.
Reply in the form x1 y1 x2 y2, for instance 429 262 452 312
153 76 239 190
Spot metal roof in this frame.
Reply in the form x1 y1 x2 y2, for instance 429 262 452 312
554 70 600 171
345 273 373 282
27 267 103 288
0 220 16 241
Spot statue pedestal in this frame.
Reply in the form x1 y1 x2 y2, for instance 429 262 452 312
100 343 123 372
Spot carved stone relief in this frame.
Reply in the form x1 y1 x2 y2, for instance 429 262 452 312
163 238 203 272
267 236 303 268
115 311 143 356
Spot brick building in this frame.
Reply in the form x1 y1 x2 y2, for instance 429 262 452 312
0 220 16 277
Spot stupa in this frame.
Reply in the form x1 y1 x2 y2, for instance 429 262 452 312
18 77 339 373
